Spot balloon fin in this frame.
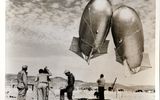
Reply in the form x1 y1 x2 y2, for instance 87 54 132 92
69 37 84 59
115 47 125 65
91 40 109 59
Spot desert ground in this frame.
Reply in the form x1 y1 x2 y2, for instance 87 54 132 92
5 86 155 100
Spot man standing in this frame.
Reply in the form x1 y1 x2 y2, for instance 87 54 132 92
43 66 52 100
17 65 28 100
35 67 52 100
60 70 75 100
97 74 105 100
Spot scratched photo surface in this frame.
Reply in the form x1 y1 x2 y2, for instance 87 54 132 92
5 0 155 100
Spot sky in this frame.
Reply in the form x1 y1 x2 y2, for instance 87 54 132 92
5 0 156 85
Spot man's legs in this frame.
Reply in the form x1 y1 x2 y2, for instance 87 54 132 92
17 95 26 100
60 88 67 100
98 87 104 100
17 94 26 100
67 91 73 100
17 88 27 100
42 86 47 100
37 84 43 100
46 87 49 100
67 87 74 100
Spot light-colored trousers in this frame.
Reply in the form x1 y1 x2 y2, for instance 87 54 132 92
37 83 48 100
17 88 27 100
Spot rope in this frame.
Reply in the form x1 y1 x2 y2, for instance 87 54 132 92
88 7 95 40
80 38 94 48
82 8 96 40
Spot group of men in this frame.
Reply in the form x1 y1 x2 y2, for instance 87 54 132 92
17 65 106 100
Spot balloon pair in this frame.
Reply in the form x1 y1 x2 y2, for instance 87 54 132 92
69 0 151 74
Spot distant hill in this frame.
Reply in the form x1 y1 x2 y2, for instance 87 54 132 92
129 85 155 91
5 74 155 92
5 74 85 88
5 74 36 85
49 76 85 89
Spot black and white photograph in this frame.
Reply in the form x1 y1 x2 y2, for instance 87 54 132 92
4 0 158 100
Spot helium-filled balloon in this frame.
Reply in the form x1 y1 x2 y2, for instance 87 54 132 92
111 5 151 74
70 0 112 64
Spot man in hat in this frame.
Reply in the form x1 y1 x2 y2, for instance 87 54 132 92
60 70 75 100
97 74 105 100
17 65 28 100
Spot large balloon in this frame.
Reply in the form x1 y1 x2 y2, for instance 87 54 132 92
70 0 112 63
111 5 151 73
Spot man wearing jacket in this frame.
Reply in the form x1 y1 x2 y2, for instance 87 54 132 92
60 70 75 100
17 65 28 100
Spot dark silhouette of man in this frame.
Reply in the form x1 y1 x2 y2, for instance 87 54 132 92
60 70 75 100
97 74 105 100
